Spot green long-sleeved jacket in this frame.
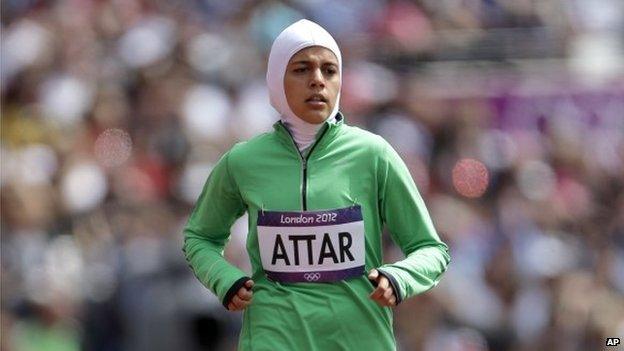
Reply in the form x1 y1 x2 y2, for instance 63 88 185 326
183 112 450 350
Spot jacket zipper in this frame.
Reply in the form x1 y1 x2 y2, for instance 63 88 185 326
279 122 330 211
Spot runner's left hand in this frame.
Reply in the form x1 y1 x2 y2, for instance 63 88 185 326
368 269 396 307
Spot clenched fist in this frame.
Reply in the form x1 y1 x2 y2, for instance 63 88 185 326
227 280 254 311
368 269 396 307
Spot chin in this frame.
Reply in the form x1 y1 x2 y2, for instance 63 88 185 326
302 111 330 124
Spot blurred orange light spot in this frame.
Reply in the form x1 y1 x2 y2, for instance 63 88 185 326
94 128 132 168
452 158 489 198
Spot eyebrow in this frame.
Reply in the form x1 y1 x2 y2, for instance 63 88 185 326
289 60 338 67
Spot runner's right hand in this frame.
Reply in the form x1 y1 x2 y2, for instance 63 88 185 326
227 280 254 311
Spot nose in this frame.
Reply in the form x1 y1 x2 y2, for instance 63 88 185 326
309 68 325 89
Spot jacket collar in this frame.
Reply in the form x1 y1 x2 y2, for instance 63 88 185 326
273 111 345 155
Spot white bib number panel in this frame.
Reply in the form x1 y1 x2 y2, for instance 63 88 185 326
257 206 365 283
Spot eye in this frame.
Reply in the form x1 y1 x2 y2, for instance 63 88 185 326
293 67 307 73
325 67 337 75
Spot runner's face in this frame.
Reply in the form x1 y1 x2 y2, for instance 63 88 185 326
284 46 340 124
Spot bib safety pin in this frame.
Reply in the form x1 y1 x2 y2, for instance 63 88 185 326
348 195 358 208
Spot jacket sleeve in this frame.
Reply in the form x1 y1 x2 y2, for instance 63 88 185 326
182 150 249 308
376 140 451 303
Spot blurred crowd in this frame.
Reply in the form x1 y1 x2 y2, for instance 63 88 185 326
1 0 623 350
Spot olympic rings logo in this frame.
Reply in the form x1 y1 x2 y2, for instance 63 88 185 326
303 272 321 281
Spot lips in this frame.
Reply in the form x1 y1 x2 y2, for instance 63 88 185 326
305 94 327 103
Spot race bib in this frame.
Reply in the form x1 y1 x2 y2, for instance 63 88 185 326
257 205 365 283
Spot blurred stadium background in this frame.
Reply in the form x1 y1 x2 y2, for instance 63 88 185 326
1 0 623 350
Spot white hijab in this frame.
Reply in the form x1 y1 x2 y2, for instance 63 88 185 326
266 19 342 152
